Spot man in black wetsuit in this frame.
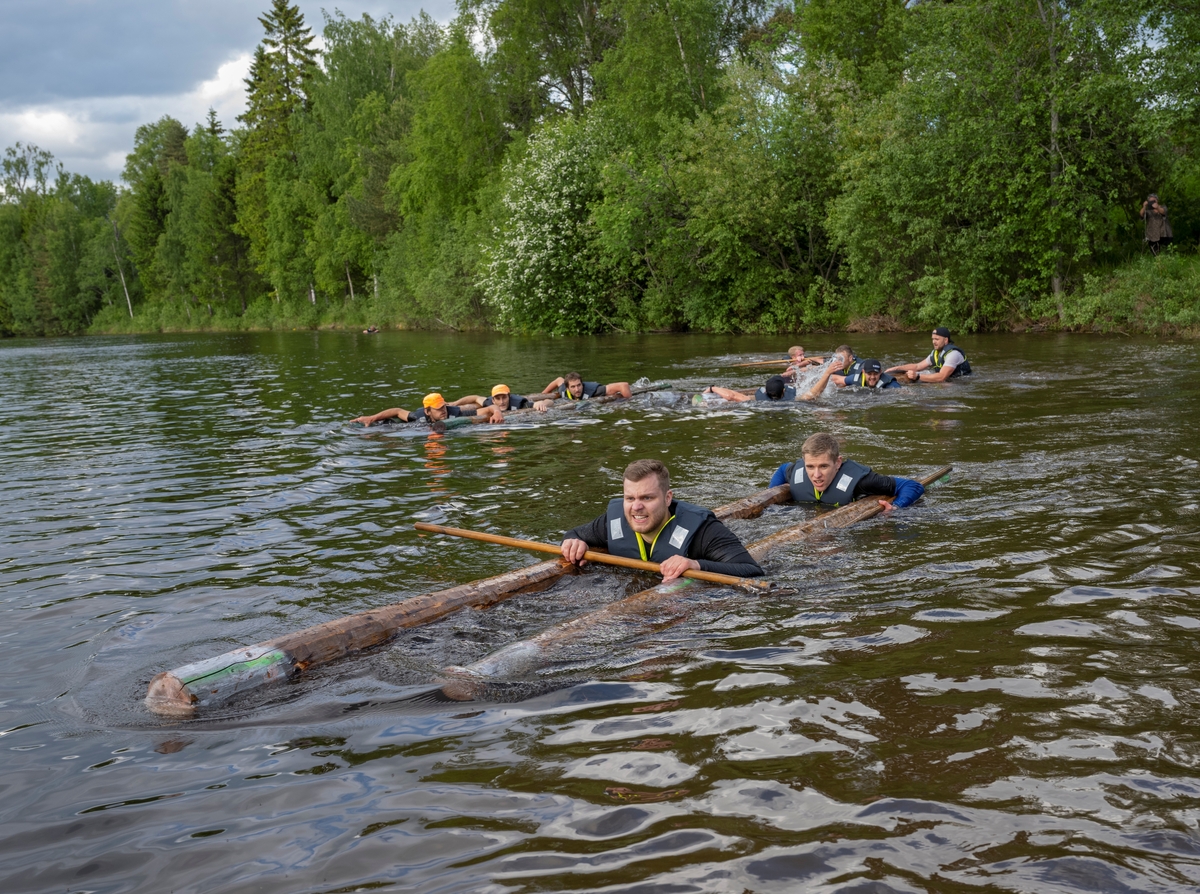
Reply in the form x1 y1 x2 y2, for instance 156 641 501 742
542 372 633 401
451 384 552 413
768 432 924 509
560 459 763 581
352 392 503 426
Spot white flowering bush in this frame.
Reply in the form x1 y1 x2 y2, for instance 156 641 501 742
481 114 620 334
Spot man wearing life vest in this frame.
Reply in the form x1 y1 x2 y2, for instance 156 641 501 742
541 372 633 401
887 327 972 382
799 357 899 399
706 375 797 403
768 432 925 510
560 459 763 581
351 392 504 426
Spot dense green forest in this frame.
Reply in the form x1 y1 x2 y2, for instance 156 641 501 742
2 0 1199 337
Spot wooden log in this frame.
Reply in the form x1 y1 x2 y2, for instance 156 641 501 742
414 522 773 592
438 466 952 700
144 478 791 717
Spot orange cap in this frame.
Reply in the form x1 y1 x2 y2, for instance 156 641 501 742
422 393 446 409
491 384 511 397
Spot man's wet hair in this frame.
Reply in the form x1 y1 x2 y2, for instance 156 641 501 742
624 459 670 492
764 375 786 399
802 432 841 462
565 372 583 384
834 344 853 360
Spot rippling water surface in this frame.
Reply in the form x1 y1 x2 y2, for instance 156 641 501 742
3 331 1200 893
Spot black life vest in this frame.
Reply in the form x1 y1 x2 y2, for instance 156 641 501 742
484 395 533 409
847 370 898 389
605 499 710 561
788 458 872 506
559 381 601 399
412 405 465 423
754 385 797 401
931 342 972 377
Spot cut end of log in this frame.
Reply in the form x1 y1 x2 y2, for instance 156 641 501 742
145 671 198 717
437 666 486 702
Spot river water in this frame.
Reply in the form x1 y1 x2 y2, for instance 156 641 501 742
2 331 1198 893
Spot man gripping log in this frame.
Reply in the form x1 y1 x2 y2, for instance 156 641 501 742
561 459 763 581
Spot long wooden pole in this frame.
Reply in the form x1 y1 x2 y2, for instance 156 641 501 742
438 466 952 700
731 358 790 368
145 482 794 716
414 522 772 592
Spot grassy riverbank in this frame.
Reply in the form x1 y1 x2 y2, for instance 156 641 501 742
83 252 1200 338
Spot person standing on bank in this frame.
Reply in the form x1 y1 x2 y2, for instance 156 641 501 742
1141 194 1172 255
769 432 925 510
560 459 763 581
887 327 972 383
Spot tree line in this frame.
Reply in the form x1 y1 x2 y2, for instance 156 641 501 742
2 0 1198 337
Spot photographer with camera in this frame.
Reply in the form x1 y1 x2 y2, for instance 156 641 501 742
1141 194 1172 255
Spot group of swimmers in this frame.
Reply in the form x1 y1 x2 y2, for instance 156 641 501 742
351 328 971 427
704 328 972 405
352 372 635 427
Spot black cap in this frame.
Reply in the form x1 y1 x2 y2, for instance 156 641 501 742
861 358 882 374
764 375 786 399
933 326 951 338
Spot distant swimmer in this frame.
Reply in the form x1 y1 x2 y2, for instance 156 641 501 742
352 392 504 427
362 325 379 334
706 375 797 403
769 432 925 510
887 327 972 382
782 345 825 381
451 384 552 413
799 357 899 399
560 459 763 580
542 372 633 401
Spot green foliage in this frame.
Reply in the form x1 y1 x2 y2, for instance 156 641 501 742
6 0 1200 338
482 113 622 333
1066 252 1200 332
830 0 1151 330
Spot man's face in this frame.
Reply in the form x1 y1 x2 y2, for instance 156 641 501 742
623 475 672 535
565 378 584 399
789 347 804 360
492 392 511 410
931 332 949 350
803 452 843 492
427 404 448 421
864 371 882 387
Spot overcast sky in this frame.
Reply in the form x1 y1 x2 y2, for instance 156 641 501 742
0 1 457 183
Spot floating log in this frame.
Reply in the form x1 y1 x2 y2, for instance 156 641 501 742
145 479 791 717
413 522 773 592
438 466 952 700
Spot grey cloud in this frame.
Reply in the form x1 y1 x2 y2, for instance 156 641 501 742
0 1 456 106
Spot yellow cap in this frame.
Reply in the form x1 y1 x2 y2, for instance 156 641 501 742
422 393 446 409
491 384 510 397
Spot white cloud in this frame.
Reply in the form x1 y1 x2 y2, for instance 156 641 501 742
0 52 251 182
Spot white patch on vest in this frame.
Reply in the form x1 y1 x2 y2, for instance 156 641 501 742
669 526 689 549
610 518 624 540
836 473 853 492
